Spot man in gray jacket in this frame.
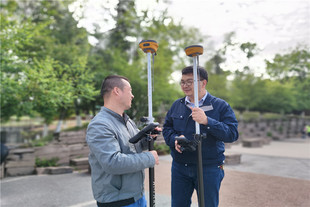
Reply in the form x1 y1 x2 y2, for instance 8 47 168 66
86 75 159 207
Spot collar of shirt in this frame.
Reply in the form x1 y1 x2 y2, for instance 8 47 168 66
185 91 208 108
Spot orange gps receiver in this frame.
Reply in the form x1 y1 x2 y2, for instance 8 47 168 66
184 45 203 57
139 40 158 54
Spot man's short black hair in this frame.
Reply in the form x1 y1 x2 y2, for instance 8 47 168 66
100 75 129 98
182 66 208 82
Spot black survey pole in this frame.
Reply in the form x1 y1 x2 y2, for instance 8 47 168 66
139 40 159 207
185 45 205 206
148 136 155 207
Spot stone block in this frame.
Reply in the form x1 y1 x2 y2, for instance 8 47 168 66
58 131 86 145
5 159 35 168
34 145 70 166
70 157 89 171
36 166 73 175
48 166 73 174
272 133 285 140
262 137 272 145
224 143 232 149
36 167 50 175
68 144 89 159
224 153 241 165
70 157 89 166
10 148 35 154
6 166 35 176
0 163 4 179
72 164 89 171
242 138 263 148
4 148 36 177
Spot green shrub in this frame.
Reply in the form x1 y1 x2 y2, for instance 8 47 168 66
278 126 283 133
266 131 272 137
154 143 170 155
35 157 59 167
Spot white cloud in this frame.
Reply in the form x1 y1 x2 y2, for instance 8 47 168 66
70 0 309 76
167 0 310 74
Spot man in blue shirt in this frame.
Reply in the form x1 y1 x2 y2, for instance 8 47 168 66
163 66 238 207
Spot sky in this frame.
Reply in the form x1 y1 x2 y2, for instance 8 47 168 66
69 0 310 77
166 0 310 76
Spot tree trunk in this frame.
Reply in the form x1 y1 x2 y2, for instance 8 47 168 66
55 110 66 134
76 115 82 127
42 123 49 137
75 99 82 127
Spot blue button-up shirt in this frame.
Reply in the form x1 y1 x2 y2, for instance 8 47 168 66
185 91 208 108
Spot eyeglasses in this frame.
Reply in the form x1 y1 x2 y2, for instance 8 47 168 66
179 79 202 87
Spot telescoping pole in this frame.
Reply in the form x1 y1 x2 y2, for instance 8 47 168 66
185 45 205 207
139 40 158 207
147 52 154 123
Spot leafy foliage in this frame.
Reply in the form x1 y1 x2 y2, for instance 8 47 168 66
1 0 309 128
35 157 59 167
1 0 97 125
266 47 310 113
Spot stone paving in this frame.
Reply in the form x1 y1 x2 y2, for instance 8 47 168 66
1 138 310 207
144 138 310 206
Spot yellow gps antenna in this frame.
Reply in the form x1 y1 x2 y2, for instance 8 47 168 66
184 45 203 57
185 44 205 207
139 40 158 54
139 39 159 207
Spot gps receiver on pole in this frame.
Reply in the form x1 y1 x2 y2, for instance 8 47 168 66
137 39 159 207
139 40 158 54
185 44 206 207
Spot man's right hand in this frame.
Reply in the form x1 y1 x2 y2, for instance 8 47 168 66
150 150 159 165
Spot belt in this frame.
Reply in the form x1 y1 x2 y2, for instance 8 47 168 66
97 197 135 207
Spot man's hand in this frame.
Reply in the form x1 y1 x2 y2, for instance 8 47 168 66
191 107 208 125
150 150 159 165
150 127 162 139
175 135 184 153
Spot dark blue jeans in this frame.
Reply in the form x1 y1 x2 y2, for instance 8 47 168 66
171 161 224 207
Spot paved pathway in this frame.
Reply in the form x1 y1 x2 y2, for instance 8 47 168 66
1 138 310 207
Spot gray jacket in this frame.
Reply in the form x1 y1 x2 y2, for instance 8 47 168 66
86 107 155 205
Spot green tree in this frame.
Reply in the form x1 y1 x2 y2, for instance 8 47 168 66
240 42 258 59
266 47 310 113
23 0 96 129
1 0 97 133
259 80 295 114
1 1 39 121
230 70 265 112
204 51 230 101
139 10 204 120
83 0 203 122
25 58 74 136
